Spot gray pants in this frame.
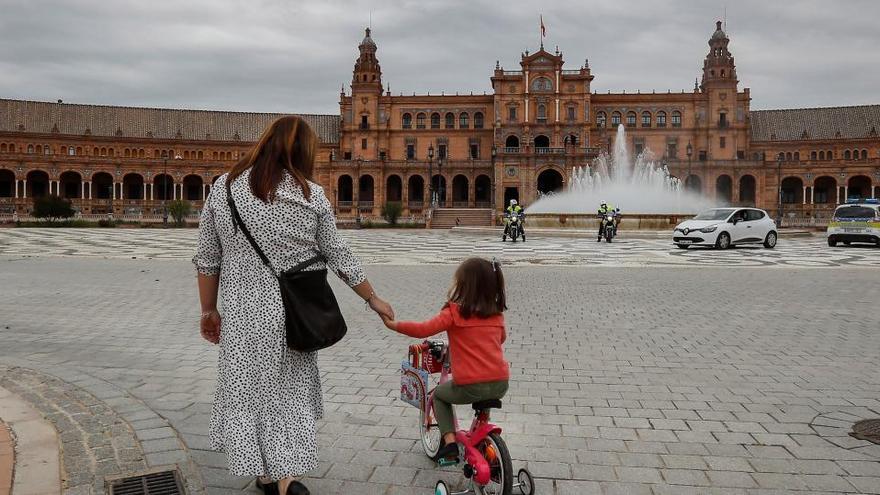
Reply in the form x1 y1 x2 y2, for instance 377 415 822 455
433 380 509 435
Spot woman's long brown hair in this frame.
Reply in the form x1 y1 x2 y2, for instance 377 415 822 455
227 115 317 202
448 257 507 319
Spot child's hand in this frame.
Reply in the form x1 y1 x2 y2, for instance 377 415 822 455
380 314 398 331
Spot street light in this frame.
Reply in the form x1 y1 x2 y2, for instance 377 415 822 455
162 153 182 227
491 145 497 212
427 144 434 207
776 155 783 225
686 142 693 192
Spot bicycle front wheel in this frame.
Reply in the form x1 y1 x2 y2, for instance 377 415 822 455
420 403 442 460
474 432 513 495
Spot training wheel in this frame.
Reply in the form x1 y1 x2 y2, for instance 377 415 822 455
434 480 450 495
516 468 534 495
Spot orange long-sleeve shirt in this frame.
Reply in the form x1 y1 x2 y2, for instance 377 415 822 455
395 303 509 386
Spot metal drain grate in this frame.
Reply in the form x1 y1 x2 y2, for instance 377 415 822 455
108 469 184 495
850 419 880 445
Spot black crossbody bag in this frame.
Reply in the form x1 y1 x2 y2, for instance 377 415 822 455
225 180 347 352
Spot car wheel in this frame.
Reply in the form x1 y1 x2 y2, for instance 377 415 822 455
763 231 777 249
828 238 837 247
715 232 731 250
676 244 689 249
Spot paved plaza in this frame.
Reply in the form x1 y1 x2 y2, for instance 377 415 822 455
1 230 879 494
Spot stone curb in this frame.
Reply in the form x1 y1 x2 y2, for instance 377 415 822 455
0 384 62 495
0 361 205 495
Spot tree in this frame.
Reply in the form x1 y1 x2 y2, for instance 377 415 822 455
167 199 192 226
381 201 403 225
32 195 75 223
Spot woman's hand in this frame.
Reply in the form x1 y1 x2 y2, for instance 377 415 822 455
368 295 395 320
200 309 221 344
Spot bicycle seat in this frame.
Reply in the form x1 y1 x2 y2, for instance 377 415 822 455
472 399 502 411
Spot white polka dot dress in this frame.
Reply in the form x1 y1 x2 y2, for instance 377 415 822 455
192 169 365 480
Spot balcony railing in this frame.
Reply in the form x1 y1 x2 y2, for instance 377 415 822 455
407 201 424 209
503 147 520 153
535 147 565 155
561 69 582 75
501 70 521 76
337 201 353 207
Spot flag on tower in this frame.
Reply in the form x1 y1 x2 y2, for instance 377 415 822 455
540 15 546 37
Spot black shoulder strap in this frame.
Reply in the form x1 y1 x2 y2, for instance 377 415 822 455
226 176 327 275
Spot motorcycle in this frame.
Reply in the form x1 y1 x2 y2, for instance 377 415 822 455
599 213 616 243
502 212 526 242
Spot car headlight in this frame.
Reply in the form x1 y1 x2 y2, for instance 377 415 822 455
700 225 718 233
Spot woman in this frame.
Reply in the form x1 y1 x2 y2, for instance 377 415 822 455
193 116 393 495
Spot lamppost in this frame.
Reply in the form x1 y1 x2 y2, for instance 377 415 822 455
162 153 182 226
437 156 445 207
776 155 783 225
686 142 693 192
427 144 434 207
491 145 497 212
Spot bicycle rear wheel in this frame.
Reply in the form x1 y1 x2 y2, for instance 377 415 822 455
420 403 442 460
474 432 513 495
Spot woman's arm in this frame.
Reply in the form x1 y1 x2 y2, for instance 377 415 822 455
197 274 221 344
352 279 394 319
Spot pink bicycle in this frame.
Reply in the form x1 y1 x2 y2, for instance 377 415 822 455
401 339 534 495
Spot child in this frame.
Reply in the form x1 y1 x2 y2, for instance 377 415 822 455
381 257 510 460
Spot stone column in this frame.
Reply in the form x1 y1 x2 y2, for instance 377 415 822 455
87 182 92 200
143 183 147 201
81 182 85 199
811 187 815 204
202 183 207 200
14 180 19 198
843 186 848 201
22 179 27 199
150 183 154 201
112 183 117 200
802 186 807 205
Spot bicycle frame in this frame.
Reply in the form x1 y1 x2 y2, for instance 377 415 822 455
422 342 502 486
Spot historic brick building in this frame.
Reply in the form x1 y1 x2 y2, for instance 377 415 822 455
1 21 878 224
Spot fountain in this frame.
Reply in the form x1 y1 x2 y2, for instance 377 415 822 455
525 125 714 229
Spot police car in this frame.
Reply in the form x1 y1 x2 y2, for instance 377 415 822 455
826 199 880 247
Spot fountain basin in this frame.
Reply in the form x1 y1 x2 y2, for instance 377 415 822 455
526 212 693 230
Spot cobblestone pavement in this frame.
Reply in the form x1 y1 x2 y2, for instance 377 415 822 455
1 227 880 267
1 253 879 495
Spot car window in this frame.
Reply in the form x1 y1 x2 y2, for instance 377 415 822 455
694 208 735 220
834 206 875 219
730 210 747 222
746 209 765 221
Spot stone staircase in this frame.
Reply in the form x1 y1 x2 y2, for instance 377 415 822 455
429 208 495 229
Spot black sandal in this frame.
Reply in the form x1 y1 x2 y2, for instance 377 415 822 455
285 480 310 495
255 478 279 495
436 442 460 464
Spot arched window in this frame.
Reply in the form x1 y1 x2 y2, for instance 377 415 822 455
671 111 682 127
657 111 667 127
777 152 785 161
641 111 651 127
445 112 455 129
785 152 792 161
611 112 622 126
402 113 412 129
0 144 5 152
93 147 99 156
459 112 469 128
197 150 203 159
596 111 607 127
27 144 34 153
626 112 637 127
430 113 440 129
537 104 546 121
68 146 75 156
810 151 817 160
844 150 851 160
818 151 825 160
474 112 484 129
416 113 426 129
862 149 869 160
794 151 800 161
826 150 832 159
35 145 42 154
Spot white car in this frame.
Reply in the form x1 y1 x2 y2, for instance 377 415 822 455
673 207 778 249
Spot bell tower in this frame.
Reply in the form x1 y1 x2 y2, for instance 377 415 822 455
347 28 383 160
352 28 382 91
700 21 737 90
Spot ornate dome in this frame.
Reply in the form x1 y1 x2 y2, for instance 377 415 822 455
711 21 727 40
360 28 377 49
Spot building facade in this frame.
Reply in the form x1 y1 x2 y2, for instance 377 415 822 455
1 21 878 223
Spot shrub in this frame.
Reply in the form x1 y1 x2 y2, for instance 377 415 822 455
97 219 116 228
32 195 76 223
381 202 403 225
167 200 192 226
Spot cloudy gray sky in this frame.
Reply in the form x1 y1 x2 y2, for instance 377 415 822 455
1 0 877 115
